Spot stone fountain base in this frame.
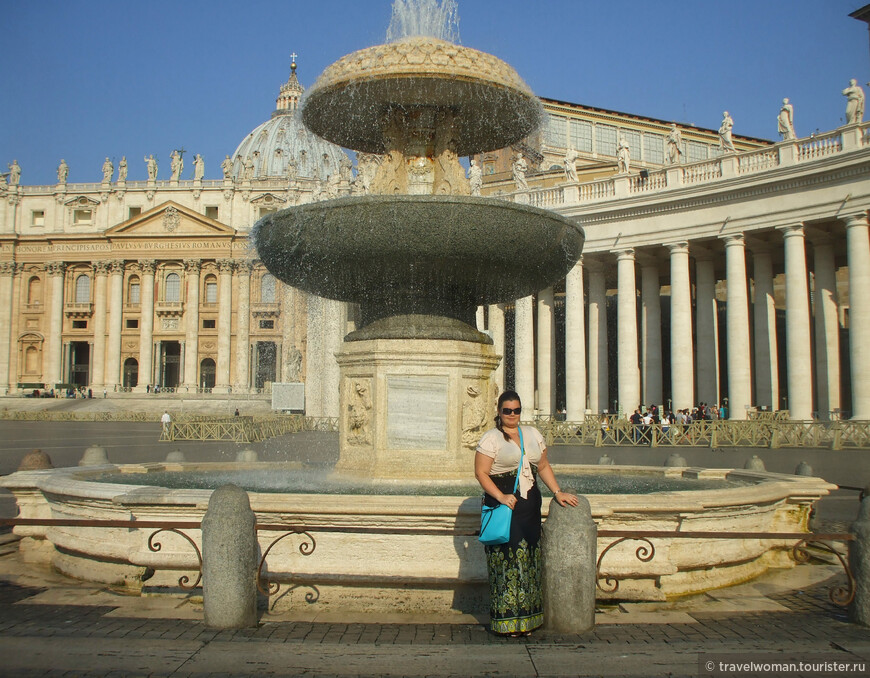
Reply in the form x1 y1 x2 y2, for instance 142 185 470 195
335 335 501 480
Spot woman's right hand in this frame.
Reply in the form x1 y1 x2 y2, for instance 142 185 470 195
500 493 517 509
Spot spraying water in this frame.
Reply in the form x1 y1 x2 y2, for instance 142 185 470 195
386 0 460 43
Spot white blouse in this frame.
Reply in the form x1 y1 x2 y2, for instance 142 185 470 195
476 426 545 498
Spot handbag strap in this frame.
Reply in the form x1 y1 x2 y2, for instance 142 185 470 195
512 427 525 494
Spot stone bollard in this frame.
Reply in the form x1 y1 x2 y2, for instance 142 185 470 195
542 496 597 634
744 455 766 471
79 444 109 466
202 484 258 629
794 461 813 476
598 453 615 466
18 449 53 471
236 449 258 463
849 497 870 625
664 452 687 467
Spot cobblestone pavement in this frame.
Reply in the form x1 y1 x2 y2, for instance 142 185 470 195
0 550 868 678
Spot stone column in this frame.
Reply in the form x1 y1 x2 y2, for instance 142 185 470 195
781 225 813 420
488 303 505 393
587 260 608 414
565 259 586 421
322 298 345 418
475 306 485 333
45 262 66 387
639 258 662 407
845 214 870 419
695 256 720 407
514 294 535 413
752 247 778 412
536 287 555 415
235 261 252 392
0 263 16 395
617 249 639 416
216 259 233 393
182 259 201 390
723 235 752 419
136 260 156 392
105 260 124 391
90 261 109 390
813 239 841 419
669 243 694 411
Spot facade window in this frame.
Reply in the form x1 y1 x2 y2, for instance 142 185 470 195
687 141 709 163
569 120 593 154
31 211 45 227
165 272 181 302
128 207 142 219
544 115 567 148
24 346 38 374
128 277 140 305
620 129 642 163
204 276 218 304
643 133 665 165
74 274 90 303
27 277 42 305
73 209 93 225
72 320 87 329
258 207 278 219
261 274 276 303
126 318 139 329
595 124 617 157
259 319 274 329
205 206 219 220
484 162 495 175
203 319 216 329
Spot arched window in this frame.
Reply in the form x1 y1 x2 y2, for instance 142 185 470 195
261 274 276 303
25 346 38 374
165 272 181 302
127 276 140 305
204 275 218 304
27 276 42 305
75 274 90 303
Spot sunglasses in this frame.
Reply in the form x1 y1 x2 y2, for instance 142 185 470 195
501 407 522 415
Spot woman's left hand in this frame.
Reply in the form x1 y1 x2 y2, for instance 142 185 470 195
554 491 579 507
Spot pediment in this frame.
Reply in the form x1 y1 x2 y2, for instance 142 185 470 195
105 201 235 237
250 192 287 206
64 195 100 208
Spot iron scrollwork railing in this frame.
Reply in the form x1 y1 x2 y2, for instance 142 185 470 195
595 536 655 593
147 527 202 589
792 538 856 606
256 528 317 597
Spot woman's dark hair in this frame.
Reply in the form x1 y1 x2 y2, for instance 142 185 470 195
495 390 521 441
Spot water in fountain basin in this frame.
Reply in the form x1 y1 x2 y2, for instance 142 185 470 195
386 0 460 44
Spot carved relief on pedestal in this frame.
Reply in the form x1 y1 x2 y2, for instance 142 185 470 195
346 377 373 447
461 380 492 450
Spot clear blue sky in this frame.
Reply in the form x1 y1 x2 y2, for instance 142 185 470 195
2 0 867 185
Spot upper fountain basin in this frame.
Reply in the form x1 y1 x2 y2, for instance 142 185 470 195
254 194 584 315
301 37 543 156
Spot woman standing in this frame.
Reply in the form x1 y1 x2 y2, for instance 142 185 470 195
474 390 579 636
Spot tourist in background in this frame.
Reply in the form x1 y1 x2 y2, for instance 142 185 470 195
474 390 578 636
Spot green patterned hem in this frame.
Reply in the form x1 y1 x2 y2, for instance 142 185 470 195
491 613 544 635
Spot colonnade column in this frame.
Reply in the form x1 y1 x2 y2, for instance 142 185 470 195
536 287 555 415
90 261 109 390
669 242 694 411
564 259 586 421
488 303 505 393
752 247 778 411
45 262 65 387
136 260 156 392
215 259 233 392
105 260 124 391
781 225 813 420
723 235 752 419
514 294 535 413
235 261 252 391
812 238 840 419
0 263 15 395
845 214 870 419
639 258 662 407
586 260 608 415
182 259 201 390
616 249 639 416
694 256 720 407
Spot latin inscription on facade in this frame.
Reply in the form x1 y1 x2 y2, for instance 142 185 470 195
386 375 448 450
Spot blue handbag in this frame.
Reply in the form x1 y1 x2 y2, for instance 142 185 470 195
478 428 525 546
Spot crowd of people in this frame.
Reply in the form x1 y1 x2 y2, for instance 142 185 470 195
624 402 728 442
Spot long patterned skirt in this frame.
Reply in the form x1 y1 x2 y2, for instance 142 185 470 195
483 471 543 635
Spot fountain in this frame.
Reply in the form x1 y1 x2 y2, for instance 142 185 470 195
0 2 836 613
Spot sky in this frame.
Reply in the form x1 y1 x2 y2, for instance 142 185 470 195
1 0 868 186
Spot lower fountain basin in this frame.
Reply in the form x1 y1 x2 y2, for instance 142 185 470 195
2 463 835 611
254 195 585 335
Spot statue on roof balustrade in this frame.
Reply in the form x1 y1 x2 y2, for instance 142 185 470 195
843 79 865 125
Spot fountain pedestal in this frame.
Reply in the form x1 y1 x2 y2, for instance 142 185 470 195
335 337 501 480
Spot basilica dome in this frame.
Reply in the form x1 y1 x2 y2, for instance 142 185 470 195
229 60 350 182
